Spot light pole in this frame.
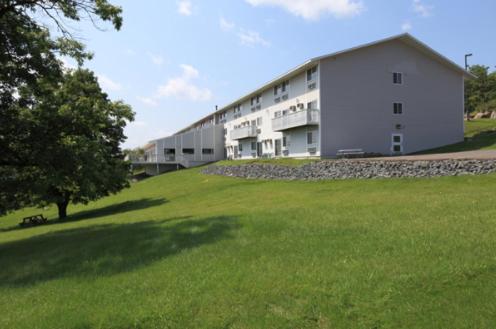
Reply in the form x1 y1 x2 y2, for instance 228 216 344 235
465 53 473 70
464 53 473 121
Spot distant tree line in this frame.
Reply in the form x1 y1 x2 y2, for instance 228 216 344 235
0 1 134 219
465 65 496 114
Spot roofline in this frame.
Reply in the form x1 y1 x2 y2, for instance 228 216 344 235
170 33 475 136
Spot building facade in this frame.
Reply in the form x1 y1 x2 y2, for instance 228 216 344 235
135 34 473 174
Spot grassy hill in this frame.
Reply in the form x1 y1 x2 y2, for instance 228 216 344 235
1 120 496 329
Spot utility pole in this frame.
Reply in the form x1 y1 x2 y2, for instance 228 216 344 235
464 53 473 121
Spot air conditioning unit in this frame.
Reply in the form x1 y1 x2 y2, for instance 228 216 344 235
274 97 281 103
395 124 404 130
256 128 261 134
298 103 304 109
256 104 261 110
282 150 289 156
308 82 316 90
290 105 296 111
307 147 317 154
282 94 288 101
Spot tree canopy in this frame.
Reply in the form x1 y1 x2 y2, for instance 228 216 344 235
0 0 133 217
465 65 496 114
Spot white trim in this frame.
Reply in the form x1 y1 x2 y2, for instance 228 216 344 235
393 102 404 115
393 72 403 85
391 133 404 154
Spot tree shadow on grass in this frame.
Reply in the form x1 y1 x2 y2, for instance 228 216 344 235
419 130 496 154
0 215 239 287
1 198 168 233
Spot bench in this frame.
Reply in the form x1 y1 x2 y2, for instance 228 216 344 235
19 214 48 227
337 149 365 159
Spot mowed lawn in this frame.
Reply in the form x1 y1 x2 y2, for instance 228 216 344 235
1 166 496 328
422 119 496 153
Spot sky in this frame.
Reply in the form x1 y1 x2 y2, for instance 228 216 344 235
58 0 496 148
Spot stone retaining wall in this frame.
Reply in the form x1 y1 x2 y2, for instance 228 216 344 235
202 159 496 180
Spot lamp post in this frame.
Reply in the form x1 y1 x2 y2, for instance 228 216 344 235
464 53 473 70
464 53 473 121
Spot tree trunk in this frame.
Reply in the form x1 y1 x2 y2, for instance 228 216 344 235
57 200 69 219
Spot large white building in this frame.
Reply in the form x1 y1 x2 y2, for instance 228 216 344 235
135 34 473 175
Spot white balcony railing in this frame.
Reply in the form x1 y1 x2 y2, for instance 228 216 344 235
230 125 257 140
272 109 319 132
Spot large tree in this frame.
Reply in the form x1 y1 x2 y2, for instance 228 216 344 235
32 69 134 219
465 65 496 114
0 0 126 216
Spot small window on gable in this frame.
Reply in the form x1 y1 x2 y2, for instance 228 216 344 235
393 72 403 84
393 102 403 115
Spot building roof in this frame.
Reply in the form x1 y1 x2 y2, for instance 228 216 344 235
171 33 474 136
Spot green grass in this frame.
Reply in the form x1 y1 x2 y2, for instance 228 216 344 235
1 168 496 328
421 119 496 154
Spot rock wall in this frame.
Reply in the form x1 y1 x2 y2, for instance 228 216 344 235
202 159 496 180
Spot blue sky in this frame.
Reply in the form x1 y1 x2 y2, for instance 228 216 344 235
63 0 496 148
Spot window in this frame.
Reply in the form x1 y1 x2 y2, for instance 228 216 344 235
238 143 243 151
274 111 281 118
257 117 262 126
393 135 402 143
307 66 317 81
224 128 227 135
307 131 314 145
391 134 403 153
251 120 256 126
273 85 279 96
281 80 288 93
393 102 403 115
393 145 402 152
251 142 257 150
282 136 287 147
182 148 194 154
307 100 317 110
393 72 403 84
202 148 214 155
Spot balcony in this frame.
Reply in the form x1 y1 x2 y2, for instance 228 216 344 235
230 125 257 140
272 109 319 132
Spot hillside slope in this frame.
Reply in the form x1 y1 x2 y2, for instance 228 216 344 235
1 158 496 328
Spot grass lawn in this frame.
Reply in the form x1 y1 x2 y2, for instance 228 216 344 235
1 166 496 328
421 119 496 154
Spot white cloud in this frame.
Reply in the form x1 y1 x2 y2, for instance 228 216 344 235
177 0 192 16
238 29 270 47
156 64 212 102
401 21 412 31
97 74 122 92
137 96 159 107
245 0 364 20
220 17 235 31
148 52 165 66
413 0 433 17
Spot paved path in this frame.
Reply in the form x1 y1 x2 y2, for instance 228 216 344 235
369 150 496 161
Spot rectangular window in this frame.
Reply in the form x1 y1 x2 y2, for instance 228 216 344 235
251 142 257 150
281 80 288 93
393 145 402 152
393 102 403 115
282 136 288 147
274 111 281 118
257 117 262 126
256 94 261 103
238 143 243 152
182 148 194 154
393 72 403 84
274 86 278 95
307 131 313 144
251 120 256 126
307 66 317 81
202 148 214 155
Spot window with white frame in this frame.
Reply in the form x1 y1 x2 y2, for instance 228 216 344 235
307 66 317 81
256 117 262 126
393 102 403 115
393 72 403 84
391 134 403 153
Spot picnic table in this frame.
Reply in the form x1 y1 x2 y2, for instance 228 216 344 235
19 214 48 227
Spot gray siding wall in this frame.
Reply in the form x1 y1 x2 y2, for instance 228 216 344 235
319 39 464 157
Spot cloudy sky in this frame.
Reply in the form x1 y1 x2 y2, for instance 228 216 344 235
62 0 496 148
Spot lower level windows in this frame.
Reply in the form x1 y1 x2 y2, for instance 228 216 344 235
202 148 214 155
182 148 194 154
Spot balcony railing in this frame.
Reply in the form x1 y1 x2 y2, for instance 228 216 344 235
272 109 319 132
230 125 257 140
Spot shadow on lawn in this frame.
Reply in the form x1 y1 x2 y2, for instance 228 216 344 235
420 130 496 154
0 198 168 233
0 215 239 286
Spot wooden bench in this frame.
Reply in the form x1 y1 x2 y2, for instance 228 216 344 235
337 149 365 159
19 214 48 227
